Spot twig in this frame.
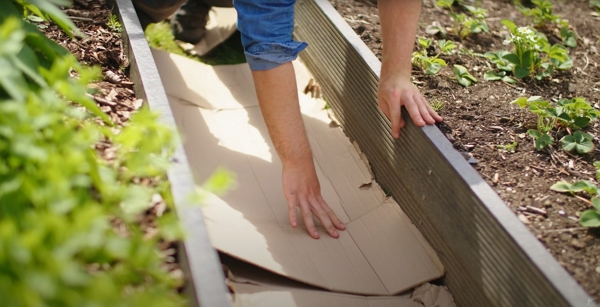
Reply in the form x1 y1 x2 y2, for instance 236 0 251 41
87 93 116 106
543 227 587 233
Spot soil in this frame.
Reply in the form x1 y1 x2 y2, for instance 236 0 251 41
330 0 600 300
39 0 185 291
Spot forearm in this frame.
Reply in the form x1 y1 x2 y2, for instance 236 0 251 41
252 62 314 170
378 0 422 79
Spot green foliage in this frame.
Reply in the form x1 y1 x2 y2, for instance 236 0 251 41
500 20 572 80
106 14 122 33
591 0 600 11
516 0 577 48
0 1 221 305
516 0 568 28
512 96 598 153
594 161 600 179
527 129 554 150
561 131 594 154
551 181 600 227
453 64 477 87
411 37 456 75
429 100 445 112
436 0 489 39
498 141 518 153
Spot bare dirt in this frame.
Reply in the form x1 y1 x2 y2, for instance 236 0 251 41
330 0 600 300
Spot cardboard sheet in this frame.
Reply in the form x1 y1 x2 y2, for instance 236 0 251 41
221 254 422 307
152 49 444 296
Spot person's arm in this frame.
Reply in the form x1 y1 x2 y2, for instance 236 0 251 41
234 0 345 239
252 63 345 239
377 0 443 139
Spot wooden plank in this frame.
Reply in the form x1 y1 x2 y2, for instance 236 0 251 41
293 0 591 306
110 2 230 306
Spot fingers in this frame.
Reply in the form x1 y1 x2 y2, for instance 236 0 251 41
388 96 402 139
403 92 426 127
288 195 298 228
299 198 320 239
319 196 345 230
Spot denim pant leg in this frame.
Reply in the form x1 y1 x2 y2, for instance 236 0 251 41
233 0 308 71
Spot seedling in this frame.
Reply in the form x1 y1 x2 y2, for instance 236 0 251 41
527 129 554 150
436 0 489 39
106 14 122 33
516 0 577 48
561 131 594 154
512 96 599 153
411 37 456 75
516 0 567 29
453 64 477 87
551 181 600 227
430 100 445 111
498 142 518 153
484 70 516 84
594 161 600 179
501 20 572 79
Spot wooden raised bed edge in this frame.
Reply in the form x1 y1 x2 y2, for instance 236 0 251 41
109 1 230 306
293 0 593 306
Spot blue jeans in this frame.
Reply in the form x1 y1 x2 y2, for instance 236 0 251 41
233 0 307 70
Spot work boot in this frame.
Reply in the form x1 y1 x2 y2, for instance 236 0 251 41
133 0 187 29
170 0 212 44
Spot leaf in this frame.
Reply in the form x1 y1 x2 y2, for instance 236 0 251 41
550 181 572 193
527 129 542 138
591 197 600 211
515 66 530 79
484 70 502 81
573 117 591 128
502 76 516 84
580 210 600 227
535 134 553 150
561 131 594 154
503 53 521 65
501 19 517 32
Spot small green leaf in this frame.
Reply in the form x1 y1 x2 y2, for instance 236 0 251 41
503 53 521 65
580 210 600 227
591 197 600 211
515 66 530 79
527 129 542 138
550 181 572 193
535 134 553 150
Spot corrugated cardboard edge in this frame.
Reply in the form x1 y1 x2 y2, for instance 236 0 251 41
293 0 593 306
111 1 230 307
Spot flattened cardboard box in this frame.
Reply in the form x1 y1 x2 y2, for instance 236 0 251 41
221 254 425 307
152 49 444 296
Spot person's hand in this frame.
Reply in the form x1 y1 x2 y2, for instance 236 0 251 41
378 73 443 139
282 164 346 239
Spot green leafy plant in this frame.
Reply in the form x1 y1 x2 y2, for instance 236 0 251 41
551 181 600 227
594 161 600 179
512 96 598 153
561 131 594 154
516 0 577 48
106 14 122 33
429 100 445 111
453 64 477 87
498 141 518 153
436 0 490 39
500 20 572 79
484 70 516 84
411 37 456 75
0 1 233 305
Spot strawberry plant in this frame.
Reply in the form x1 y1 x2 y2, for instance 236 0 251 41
551 181 600 227
512 96 598 153
499 20 572 79
453 64 477 87
516 0 577 48
411 37 456 75
436 0 489 39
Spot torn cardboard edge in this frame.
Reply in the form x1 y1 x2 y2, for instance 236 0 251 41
222 254 455 307
151 48 445 296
